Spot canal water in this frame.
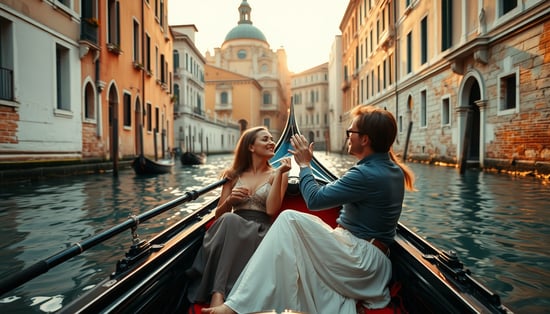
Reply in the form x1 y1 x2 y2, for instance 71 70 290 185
0 153 548 313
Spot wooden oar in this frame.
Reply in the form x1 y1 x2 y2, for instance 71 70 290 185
0 178 228 296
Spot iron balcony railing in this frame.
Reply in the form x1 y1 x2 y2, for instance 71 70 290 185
0 67 14 101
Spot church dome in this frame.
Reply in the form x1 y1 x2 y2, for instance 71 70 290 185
225 24 267 42
223 0 267 43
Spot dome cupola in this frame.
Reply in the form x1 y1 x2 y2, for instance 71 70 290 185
224 0 267 42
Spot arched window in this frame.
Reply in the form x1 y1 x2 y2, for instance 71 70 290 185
84 82 95 119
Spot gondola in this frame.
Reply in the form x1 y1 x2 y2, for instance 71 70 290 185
0 105 512 314
131 154 175 175
181 151 206 165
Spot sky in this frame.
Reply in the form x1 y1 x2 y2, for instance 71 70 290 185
168 0 349 73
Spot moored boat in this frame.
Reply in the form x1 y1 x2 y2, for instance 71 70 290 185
0 105 512 314
180 151 206 165
131 154 175 175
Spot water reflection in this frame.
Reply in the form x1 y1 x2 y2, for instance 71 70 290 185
0 153 548 313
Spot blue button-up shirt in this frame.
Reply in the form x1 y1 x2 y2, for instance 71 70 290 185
299 152 405 245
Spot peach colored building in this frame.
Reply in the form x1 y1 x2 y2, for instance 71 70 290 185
90 0 174 166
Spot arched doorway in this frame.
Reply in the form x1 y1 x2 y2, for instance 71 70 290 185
458 71 486 169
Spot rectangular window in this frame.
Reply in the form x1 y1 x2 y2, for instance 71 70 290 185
108 0 120 46
500 0 517 17
145 34 151 72
370 30 373 53
420 90 427 127
365 75 369 100
377 64 381 93
370 70 374 97
360 78 364 102
55 43 70 111
146 103 152 131
383 59 387 89
159 0 165 27
0 17 14 101
498 71 518 112
441 97 450 126
263 92 271 105
155 107 159 132
388 54 393 85
160 54 165 83
441 0 452 51
421 16 428 65
58 0 71 8
133 20 140 62
123 93 131 127
406 32 412 74
173 50 179 70
263 118 270 129
155 47 159 80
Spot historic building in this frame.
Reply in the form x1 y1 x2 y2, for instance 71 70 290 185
339 0 550 175
0 0 83 164
172 24 240 155
0 0 174 172
203 0 291 139
93 0 174 164
328 35 345 152
291 63 331 151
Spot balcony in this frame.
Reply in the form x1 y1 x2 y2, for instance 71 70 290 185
0 67 14 101
261 103 279 112
215 102 232 111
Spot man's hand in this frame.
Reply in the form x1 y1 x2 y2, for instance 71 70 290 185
289 134 314 167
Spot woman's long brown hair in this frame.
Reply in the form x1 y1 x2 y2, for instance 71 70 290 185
223 126 272 180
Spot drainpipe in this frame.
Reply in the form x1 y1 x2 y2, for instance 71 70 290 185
393 1 399 141
140 0 145 156
95 52 102 138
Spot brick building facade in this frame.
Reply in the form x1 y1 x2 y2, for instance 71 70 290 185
339 0 550 177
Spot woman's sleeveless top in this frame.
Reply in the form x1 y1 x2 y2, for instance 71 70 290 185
232 175 272 213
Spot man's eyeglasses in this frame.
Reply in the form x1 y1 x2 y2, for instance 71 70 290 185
346 130 362 138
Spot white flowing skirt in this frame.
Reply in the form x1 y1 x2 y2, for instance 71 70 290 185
225 210 392 314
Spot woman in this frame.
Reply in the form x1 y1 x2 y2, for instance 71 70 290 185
204 105 415 314
186 126 291 308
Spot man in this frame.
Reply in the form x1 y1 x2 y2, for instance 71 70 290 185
204 105 415 314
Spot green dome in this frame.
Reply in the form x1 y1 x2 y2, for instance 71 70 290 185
225 24 267 42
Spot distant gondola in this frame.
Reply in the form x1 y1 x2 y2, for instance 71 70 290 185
131 154 174 175
180 152 206 165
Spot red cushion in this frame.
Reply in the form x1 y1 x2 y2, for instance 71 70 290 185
275 193 340 228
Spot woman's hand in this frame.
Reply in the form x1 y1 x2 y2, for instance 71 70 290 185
277 157 292 174
227 186 250 206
